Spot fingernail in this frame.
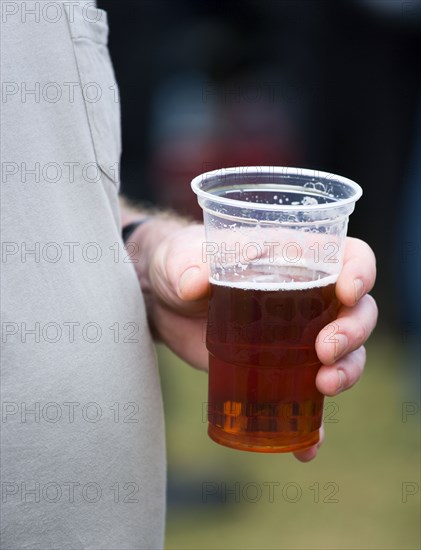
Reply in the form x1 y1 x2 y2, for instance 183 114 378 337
178 266 201 298
334 333 348 359
353 278 364 303
336 370 347 394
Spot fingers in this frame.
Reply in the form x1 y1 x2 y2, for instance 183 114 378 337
316 346 366 396
294 238 376 463
315 236 377 395
336 237 376 307
316 294 378 366
294 346 367 462
294 425 325 462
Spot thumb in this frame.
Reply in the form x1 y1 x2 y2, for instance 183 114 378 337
177 263 210 301
149 224 209 307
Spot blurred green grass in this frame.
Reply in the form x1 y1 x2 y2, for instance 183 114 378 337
158 334 420 550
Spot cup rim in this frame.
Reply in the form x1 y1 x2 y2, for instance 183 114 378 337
191 166 363 211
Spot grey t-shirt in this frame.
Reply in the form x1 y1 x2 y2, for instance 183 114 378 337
1 2 166 548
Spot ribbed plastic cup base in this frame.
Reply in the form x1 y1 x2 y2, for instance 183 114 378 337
208 424 319 453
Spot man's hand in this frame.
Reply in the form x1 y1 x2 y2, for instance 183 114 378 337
130 219 377 462
131 221 210 368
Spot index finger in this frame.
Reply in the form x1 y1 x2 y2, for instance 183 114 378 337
336 237 376 307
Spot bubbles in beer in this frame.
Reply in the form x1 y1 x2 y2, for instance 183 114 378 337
210 264 338 292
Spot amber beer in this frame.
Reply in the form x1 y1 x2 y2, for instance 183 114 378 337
192 167 362 451
206 264 340 453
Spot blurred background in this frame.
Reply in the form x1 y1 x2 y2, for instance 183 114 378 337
99 1 420 548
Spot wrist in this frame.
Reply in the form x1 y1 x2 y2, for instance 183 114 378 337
122 220 148 243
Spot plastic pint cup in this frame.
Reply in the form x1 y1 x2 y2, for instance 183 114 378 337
191 167 362 453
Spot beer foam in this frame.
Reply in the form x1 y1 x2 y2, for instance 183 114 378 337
210 272 338 291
